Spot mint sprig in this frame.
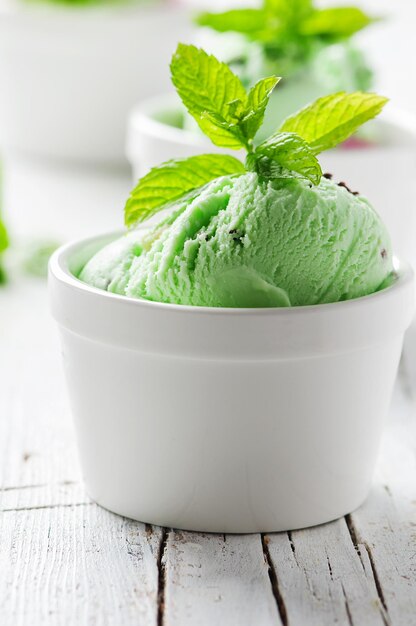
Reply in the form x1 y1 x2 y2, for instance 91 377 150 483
198 1 374 41
124 44 387 227
196 0 375 70
170 45 282 152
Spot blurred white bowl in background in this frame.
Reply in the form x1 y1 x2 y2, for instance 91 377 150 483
0 1 192 165
127 94 416 268
2 155 130 244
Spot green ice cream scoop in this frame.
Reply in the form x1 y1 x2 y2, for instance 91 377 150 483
80 46 392 309
80 173 393 308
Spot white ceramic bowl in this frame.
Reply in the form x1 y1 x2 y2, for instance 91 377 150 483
0 1 192 165
127 95 416 267
49 233 414 533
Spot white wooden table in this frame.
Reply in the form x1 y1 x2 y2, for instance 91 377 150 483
0 0 415 622
0 275 415 626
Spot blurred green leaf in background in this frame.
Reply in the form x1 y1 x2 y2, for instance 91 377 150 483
0 217 9 285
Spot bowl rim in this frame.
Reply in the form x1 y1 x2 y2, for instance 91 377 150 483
49 230 414 317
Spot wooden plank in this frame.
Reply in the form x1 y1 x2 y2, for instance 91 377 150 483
163 531 282 626
265 518 387 626
0 279 82 493
346 368 416 626
0 504 162 626
264 362 416 626
347 490 416 626
0 344 81 498
374 359 416 500
0 279 163 625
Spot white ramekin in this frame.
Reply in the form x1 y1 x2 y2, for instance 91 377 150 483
49 233 414 533
126 96 416 267
0 2 191 165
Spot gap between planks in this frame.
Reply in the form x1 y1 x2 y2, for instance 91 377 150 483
0 481 79 493
1 502 93 514
261 534 289 626
156 526 169 626
345 514 390 625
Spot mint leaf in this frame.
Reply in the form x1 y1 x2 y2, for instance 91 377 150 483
300 7 374 39
170 44 248 150
196 8 267 36
198 111 246 150
280 92 388 154
252 132 322 184
170 44 279 148
125 154 245 227
240 76 280 140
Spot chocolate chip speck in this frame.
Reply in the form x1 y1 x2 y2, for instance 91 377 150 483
338 181 360 196
324 173 360 195
229 229 244 244
381 248 387 259
338 181 352 192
